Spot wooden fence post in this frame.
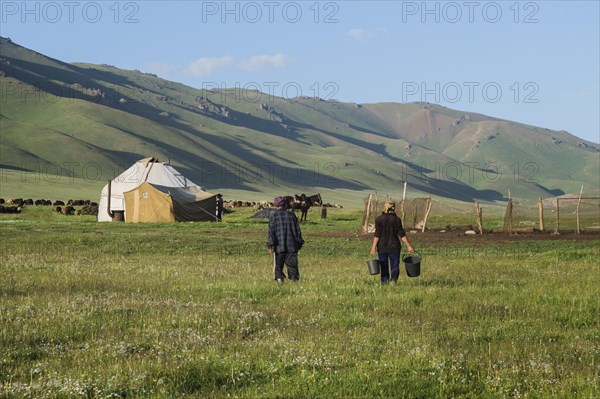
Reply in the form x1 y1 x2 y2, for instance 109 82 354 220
507 188 513 234
538 196 544 232
400 182 407 226
362 194 373 233
555 198 560 234
474 201 483 234
421 197 432 233
576 185 584 234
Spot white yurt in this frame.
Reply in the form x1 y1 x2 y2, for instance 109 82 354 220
98 157 217 222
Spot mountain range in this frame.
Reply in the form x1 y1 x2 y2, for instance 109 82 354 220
1 36 598 206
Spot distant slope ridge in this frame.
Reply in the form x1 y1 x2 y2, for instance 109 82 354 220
1 36 598 203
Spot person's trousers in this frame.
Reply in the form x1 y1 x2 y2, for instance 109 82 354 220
274 252 300 281
378 252 400 283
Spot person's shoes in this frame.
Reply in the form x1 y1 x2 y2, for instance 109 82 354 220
391 278 398 284
276 278 283 286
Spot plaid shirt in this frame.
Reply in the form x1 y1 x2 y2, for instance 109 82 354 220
267 209 304 253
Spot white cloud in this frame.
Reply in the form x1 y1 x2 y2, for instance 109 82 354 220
184 56 234 76
145 53 290 77
240 53 290 72
145 57 233 77
144 62 181 76
346 27 387 43
347 28 372 42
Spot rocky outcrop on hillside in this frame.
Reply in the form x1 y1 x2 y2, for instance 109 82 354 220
196 96 232 118
259 103 291 130
578 142 599 151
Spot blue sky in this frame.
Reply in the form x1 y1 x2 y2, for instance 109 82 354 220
1 0 599 143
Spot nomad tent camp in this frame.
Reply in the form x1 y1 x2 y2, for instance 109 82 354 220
98 157 217 222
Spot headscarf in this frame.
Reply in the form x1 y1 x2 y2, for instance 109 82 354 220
383 201 395 213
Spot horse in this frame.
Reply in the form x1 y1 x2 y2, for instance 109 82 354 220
290 193 322 222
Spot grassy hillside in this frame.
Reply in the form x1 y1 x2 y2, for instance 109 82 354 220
1 37 598 207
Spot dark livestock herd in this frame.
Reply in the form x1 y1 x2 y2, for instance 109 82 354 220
0 198 99 216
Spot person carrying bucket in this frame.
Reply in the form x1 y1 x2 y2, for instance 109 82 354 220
370 201 414 284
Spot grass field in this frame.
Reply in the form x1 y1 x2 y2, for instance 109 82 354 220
1 207 599 398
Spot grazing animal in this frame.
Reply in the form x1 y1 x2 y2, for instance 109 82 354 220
290 193 322 222
63 206 76 216
10 198 24 207
0 205 21 214
81 205 99 216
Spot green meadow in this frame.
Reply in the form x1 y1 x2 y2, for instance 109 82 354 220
1 207 599 398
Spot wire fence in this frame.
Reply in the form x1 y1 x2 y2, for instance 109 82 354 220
362 193 600 234
362 194 432 233
502 197 600 233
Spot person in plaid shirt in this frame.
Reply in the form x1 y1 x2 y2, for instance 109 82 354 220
267 196 304 285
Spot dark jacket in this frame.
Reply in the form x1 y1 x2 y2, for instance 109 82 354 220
374 212 406 253
267 209 304 253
